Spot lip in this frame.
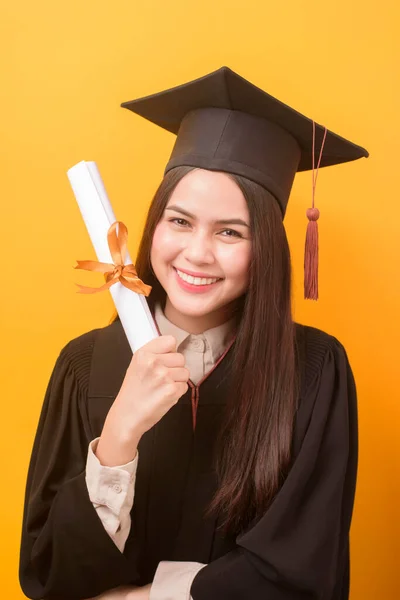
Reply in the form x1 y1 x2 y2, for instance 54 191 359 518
173 267 222 294
173 267 223 279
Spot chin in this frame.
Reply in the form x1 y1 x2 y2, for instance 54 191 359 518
168 294 220 316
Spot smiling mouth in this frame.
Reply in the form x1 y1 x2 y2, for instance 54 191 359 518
173 267 223 286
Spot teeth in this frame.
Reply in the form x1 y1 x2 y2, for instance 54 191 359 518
176 269 220 286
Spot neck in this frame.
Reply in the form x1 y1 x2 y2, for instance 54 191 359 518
163 298 239 334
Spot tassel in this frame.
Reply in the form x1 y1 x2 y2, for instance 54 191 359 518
304 207 320 300
304 121 327 301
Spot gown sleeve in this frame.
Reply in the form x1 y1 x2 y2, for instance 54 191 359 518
19 335 137 600
191 334 358 600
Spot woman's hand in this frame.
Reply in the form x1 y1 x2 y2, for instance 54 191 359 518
127 584 151 599
86 583 151 599
96 335 189 466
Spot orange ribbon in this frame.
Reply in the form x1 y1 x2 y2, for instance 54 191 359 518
74 221 152 296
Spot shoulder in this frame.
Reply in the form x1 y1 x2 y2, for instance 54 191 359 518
56 320 124 391
61 320 124 359
294 322 350 392
291 324 356 454
57 319 130 397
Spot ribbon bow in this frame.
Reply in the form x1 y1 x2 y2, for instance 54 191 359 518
74 221 152 296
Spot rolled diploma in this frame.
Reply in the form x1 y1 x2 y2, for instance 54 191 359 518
67 160 159 353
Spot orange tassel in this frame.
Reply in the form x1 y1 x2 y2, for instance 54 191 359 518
304 207 320 300
304 121 327 301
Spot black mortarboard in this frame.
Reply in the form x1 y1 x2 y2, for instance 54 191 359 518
121 67 368 300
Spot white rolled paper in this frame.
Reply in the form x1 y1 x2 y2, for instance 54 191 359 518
67 160 159 353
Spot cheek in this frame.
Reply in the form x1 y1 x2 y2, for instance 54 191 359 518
220 244 252 281
151 223 178 265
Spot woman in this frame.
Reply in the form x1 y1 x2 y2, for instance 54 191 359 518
19 67 368 600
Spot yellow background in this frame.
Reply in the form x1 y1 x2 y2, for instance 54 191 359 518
1 1 399 598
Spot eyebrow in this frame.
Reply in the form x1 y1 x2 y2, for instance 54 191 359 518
165 204 250 228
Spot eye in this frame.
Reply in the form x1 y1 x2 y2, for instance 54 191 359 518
169 217 190 227
168 218 243 239
221 229 242 238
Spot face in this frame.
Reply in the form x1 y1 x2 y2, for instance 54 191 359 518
150 169 252 333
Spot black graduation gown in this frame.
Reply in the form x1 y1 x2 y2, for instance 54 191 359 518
19 320 358 600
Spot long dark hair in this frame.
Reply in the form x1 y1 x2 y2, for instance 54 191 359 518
116 166 300 533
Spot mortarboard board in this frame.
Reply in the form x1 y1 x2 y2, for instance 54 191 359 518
121 66 369 300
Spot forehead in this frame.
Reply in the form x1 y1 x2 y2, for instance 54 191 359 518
166 169 248 217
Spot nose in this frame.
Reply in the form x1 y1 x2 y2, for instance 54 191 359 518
182 230 215 265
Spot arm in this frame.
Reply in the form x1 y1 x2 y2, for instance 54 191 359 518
190 337 358 600
87 447 206 600
19 340 138 600
86 438 138 553
87 442 206 600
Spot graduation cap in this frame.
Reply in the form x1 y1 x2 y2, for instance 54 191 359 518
121 66 369 300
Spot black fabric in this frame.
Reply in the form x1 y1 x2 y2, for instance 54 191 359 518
121 67 368 214
19 321 358 600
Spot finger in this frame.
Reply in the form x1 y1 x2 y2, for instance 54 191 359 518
145 335 177 354
156 352 186 368
168 367 190 383
174 382 189 398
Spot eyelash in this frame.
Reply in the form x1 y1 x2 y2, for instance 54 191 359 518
168 218 243 238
